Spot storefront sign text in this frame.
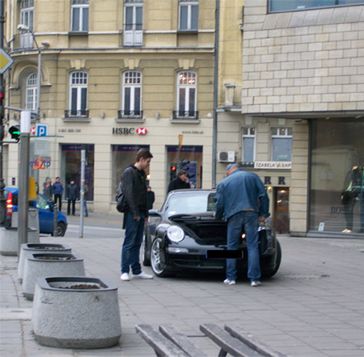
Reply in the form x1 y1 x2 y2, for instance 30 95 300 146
181 130 204 134
112 127 148 136
58 128 81 133
254 161 292 169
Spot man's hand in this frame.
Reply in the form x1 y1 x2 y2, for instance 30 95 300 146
133 215 141 221
258 216 266 225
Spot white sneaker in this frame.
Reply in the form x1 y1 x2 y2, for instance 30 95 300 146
120 273 130 281
342 228 352 233
251 280 262 287
223 279 236 285
133 271 153 279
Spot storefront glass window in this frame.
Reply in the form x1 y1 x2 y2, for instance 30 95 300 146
61 144 94 200
309 119 364 234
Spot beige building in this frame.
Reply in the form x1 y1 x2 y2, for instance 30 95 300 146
217 0 364 236
4 0 216 211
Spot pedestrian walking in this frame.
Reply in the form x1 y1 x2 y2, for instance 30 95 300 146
215 163 269 287
120 148 154 281
66 180 78 216
167 169 191 193
43 177 53 201
146 186 155 211
52 177 64 211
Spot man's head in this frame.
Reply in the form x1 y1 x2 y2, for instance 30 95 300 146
55 177 60 181
135 148 153 172
225 163 239 176
177 170 189 182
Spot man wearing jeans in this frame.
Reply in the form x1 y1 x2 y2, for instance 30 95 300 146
120 149 154 281
215 163 269 287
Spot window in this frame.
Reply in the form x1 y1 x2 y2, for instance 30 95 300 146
242 127 255 162
271 128 292 161
19 0 34 48
268 0 364 13
25 73 37 111
67 71 88 117
120 71 142 118
124 0 143 46
179 0 199 32
71 0 89 32
175 71 197 119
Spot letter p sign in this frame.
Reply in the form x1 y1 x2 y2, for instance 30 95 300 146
36 124 48 137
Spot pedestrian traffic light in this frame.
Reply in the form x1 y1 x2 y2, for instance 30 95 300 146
9 125 21 142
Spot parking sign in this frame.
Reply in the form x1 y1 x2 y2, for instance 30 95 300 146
36 124 48 137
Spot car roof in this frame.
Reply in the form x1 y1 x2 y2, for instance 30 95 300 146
4 186 18 194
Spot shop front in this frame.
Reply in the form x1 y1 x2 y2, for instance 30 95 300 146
309 119 364 235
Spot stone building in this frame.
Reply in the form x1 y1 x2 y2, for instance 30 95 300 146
217 0 364 236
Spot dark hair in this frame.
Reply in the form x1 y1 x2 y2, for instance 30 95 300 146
136 148 153 162
177 170 188 177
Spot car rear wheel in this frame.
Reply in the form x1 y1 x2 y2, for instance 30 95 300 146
262 240 282 278
150 237 172 277
53 222 66 237
143 229 151 266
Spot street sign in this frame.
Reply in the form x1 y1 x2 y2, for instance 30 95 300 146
36 123 48 137
0 49 14 74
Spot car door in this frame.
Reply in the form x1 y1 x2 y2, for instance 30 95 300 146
36 194 54 234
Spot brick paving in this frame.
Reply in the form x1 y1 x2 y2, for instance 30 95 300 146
1 230 364 356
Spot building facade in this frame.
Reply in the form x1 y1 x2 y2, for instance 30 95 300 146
217 0 364 236
4 0 216 211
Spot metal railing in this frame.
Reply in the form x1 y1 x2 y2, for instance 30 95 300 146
172 110 199 120
117 110 143 119
64 109 89 119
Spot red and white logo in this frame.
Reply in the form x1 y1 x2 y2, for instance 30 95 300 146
136 127 148 135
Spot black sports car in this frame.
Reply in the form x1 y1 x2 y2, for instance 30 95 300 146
143 189 281 279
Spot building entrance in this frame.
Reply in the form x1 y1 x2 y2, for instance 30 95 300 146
273 187 289 234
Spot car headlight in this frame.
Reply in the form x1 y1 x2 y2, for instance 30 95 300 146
167 226 185 243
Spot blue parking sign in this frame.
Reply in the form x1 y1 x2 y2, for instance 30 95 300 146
36 124 48 137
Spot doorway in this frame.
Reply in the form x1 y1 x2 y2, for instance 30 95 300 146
273 187 289 234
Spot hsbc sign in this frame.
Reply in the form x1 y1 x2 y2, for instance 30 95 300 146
112 127 148 136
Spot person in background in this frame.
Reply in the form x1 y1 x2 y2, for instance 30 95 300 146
146 186 155 211
120 149 154 281
43 177 53 201
167 170 191 193
66 180 78 216
52 177 64 211
215 163 270 287
83 182 89 217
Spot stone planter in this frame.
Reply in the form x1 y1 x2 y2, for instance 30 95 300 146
22 253 85 300
32 277 121 349
0 227 39 256
18 243 72 282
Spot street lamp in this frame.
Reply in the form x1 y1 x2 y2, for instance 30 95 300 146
17 24 49 121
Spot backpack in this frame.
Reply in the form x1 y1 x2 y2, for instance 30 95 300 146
115 181 128 213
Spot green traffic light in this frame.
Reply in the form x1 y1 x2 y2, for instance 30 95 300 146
8 125 21 142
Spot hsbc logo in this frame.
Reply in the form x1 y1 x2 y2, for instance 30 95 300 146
136 127 148 135
112 127 148 136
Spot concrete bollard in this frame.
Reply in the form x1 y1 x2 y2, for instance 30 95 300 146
0 227 40 256
32 277 122 349
22 253 85 300
18 243 72 282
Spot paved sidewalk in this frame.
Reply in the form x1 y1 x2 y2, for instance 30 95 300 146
1 234 364 356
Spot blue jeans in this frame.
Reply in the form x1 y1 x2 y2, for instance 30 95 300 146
226 211 261 281
121 212 145 274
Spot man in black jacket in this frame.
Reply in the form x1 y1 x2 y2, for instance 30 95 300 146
120 149 154 281
167 170 191 193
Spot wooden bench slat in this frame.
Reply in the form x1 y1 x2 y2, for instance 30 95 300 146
200 323 260 357
159 324 209 357
224 326 287 357
136 324 189 357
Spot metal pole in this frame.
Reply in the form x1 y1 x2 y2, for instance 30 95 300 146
79 149 85 238
36 45 41 119
0 0 6 224
18 111 31 253
212 0 220 188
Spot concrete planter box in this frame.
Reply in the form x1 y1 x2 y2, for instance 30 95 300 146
18 243 72 282
32 277 121 349
0 227 39 256
22 253 85 300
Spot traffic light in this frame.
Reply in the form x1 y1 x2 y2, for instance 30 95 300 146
9 125 21 142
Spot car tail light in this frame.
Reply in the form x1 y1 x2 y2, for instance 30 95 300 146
6 192 13 216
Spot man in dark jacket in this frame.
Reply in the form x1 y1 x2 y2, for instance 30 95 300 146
167 170 191 193
66 180 78 216
120 149 154 281
52 177 64 211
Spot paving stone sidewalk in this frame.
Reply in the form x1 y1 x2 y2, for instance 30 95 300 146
1 234 364 357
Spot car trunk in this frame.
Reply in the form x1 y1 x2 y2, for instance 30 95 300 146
170 214 227 246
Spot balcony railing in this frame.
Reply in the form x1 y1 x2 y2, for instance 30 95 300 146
118 110 143 119
123 30 143 46
172 111 199 120
64 109 89 119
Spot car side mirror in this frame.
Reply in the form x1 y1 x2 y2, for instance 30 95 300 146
148 209 161 217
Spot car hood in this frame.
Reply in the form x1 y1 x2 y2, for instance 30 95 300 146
169 213 227 245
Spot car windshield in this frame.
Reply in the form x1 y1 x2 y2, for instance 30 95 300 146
36 194 49 210
164 191 216 217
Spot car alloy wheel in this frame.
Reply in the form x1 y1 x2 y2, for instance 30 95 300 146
150 237 170 277
54 222 66 237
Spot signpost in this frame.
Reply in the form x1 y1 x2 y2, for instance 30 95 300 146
0 48 13 74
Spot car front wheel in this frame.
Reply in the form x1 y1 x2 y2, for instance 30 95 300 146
150 237 172 277
262 240 282 278
53 222 66 237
